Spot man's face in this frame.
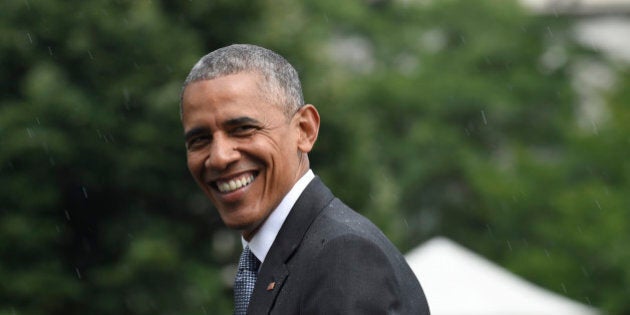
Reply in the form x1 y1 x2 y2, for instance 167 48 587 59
181 72 306 239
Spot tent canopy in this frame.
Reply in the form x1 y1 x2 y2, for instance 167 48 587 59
405 237 599 315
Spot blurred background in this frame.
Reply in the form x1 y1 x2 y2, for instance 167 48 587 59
1 0 628 314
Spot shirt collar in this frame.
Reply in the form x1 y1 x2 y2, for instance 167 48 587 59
242 170 315 264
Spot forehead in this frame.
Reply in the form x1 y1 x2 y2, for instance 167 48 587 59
184 72 261 102
181 73 283 124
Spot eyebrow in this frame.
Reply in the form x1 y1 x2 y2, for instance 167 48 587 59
184 117 262 141
223 116 261 128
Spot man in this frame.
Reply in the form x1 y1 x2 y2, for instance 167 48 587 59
180 44 430 314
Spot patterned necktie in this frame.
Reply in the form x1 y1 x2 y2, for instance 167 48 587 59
234 246 260 315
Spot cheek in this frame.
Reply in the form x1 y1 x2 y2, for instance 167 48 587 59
186 154 205 177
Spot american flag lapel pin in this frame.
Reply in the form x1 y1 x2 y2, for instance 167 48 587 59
266 282 276 291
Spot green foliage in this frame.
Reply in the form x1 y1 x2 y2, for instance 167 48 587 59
1 0 628 314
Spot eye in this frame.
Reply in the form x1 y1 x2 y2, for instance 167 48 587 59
186 135 211 150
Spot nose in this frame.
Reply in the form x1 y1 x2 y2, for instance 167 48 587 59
205 135 240 170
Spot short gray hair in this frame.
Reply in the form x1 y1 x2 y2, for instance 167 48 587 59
181 44 304 117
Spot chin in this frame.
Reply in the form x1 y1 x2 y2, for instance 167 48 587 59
222 216 256 232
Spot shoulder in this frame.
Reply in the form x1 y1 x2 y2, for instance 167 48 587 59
308 198 391 247
304 198 409 276
290 198 430 314
305 197 417 281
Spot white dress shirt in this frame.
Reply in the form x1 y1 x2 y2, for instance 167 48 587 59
242 170 315 267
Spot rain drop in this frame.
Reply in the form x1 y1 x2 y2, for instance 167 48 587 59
591 120 599 135
42 141 49 153
481 110 487 125
82 186 89 199
123 88 131 110
546 26 554 37
486 224 494 237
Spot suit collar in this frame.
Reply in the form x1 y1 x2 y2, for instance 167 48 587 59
245 170 315 264
247 177 334 314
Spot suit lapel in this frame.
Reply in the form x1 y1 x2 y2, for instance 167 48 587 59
247 177 334 314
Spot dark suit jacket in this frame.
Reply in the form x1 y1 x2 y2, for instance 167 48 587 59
247 177 430 314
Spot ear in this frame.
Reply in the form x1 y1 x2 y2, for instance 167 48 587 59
294 104 320 153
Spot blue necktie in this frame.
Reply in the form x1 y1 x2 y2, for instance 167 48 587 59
234 246 260 315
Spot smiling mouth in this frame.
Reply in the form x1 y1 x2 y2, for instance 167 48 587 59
213 172 257 193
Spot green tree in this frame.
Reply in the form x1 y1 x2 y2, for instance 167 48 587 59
251 0 626 313
1 1 260 314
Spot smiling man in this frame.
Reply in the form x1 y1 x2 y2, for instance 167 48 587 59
180 44 430 315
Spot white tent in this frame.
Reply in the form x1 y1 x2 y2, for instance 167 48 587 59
405 237 600 315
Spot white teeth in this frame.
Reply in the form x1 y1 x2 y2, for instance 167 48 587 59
216 174 255 193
